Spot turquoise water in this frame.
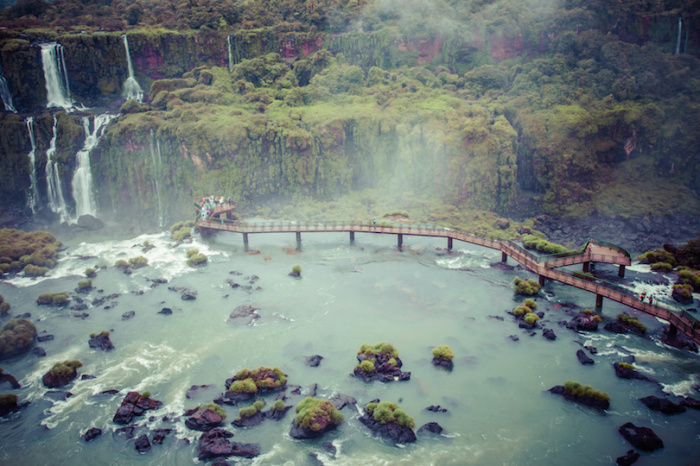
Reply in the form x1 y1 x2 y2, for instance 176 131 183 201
0 228 698 465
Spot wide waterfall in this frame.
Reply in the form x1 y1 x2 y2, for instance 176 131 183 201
40 43 73 110
71 114 116 220
26 117 39 213
149 129 164 227
122 35 144 102
227 35 235 72
45 115 70 222
0 61 16 112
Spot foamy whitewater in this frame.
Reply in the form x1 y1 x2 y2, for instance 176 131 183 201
0 228 698 465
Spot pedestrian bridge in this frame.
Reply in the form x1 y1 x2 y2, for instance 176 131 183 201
195 206 700 347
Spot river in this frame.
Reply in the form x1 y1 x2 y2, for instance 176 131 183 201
0 226 698 464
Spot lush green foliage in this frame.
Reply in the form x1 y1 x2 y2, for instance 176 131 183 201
85 267 97 278
141 391 151 399
650 262 674 272
563 380 610 402
365 400 415 429
617 313 647 333
200 402 227 419
128 256 149 268
432 345 454 362
36 292 69 305
49 360 82 378
513 277 541 296
291 264 302 275
187 253 208 267
294 397 344 431
524 313 540 325
638 249 677 267
679 269 700 291
77 279 92 290
23 264 49 277
522 235 571 254
617 362 634 371
228 366 288 393
89 330 110 338
271 399 286 411
672 283 694 300
358 342 399 358
358 359 375 373
0 318 36 358
0 230 60 272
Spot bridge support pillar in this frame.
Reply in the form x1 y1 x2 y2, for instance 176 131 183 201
349 231 355 243
669 323 678 337
397 234 403 249
595 294 603 308
296 231 302 251
501 251 507 263
618 265 626 278
447 237 453 251
538 275 545 286
242 233 249 252
583 262 590 273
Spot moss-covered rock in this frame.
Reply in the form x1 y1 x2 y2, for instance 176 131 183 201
289 397 344 439
548 380 610 410
0 318 36 359
36 292 70 306
42 360 82 388
353 342 410 382
224 366 287 403
359 400 416 444
513 277 541 296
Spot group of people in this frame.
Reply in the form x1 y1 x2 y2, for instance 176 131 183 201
639 291 654 305
198 195 233 221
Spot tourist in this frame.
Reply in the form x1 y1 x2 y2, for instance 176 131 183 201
373 218 376 228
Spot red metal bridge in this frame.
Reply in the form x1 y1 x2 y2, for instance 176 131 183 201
195 205 700 347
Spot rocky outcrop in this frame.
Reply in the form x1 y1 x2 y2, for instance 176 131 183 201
612 363 656 383
227 305 260 326
113 391 163 425
0 370 21 389
197 428 260 461
185 406 225 431
618 422 664 452
305 355 323 367
638 396 686 415
358 410 416 444
576 349 594 365
616 449 640 466
417 422 444 436
548 385 609 410
82 427 103 442
88 332 114 350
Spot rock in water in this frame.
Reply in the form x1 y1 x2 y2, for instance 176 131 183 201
197 428 260 461
618 422 664 452
638 396 686 415
82 427 102 442
113 391 163 425
135 434 151 453
77 214 105 231
576 349 594 365
616 449 640 466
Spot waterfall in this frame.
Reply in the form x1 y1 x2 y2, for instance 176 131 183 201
227 35 235 72
149 130 164 228
26 117 39 213
71 114 116 220
122 35 144 102
0 61 16 112
41 43 73 110
675 17 682 55
45 115 70 222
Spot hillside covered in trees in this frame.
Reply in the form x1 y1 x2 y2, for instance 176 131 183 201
0 0 698 228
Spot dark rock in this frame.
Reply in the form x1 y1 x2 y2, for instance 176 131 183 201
509 335 519 342
92 293 120 307
186 384 213 400
44 390 73 401
321 441 337 456
99 389 120 396
158 308 172 316
186 407 224 431
37 333 54 342
329 393 357 410
604 321 630 334
121 311 135 320
70 303 89 311
152 428 172 445
305 355 324 367
488 315 504 321
227 305 260 325
584 345 597 354
168 286 198 300
288 271 301 277
358 411 417 444
82 427 102 442
618 422 664 452
115 425 136 439
306 383 318 397
135 434 151 453
42 366 80 388
431 358 454 371
353 352 410 383
548 385 609 410
232 411 264 428
659 327 698 353
89 333 114 350
672 286 694 304
265 405 292 421
0 372 21 388
576 349 594 365
639 396 686 415
73 312 89 319
289 385 302 395
613 363 656 383
542 328 556 340
680 396 700 410
197 428 260 461
567 312 600 332
425 405 448 413
113 391 163 425
81 374 96 380
616 449 640 466
289 418 338 440
417 422 444 436
32 347 46 357
77 214 105 230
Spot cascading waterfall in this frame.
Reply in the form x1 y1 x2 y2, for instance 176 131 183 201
45 115 70 222
149 130 164 228
0 61 16 112
227 35 235 72
122 35 144 102
26 117 39 213
71 114 116 220
40 43 73 110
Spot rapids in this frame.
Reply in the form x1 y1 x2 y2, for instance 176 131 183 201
0 228 698 464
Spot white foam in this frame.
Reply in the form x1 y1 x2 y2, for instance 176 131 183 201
661 375 699 396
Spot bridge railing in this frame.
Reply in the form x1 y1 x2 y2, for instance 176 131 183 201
590 238 632 259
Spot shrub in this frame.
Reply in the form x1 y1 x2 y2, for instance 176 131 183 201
0 318 37 357
679 269 700 290
638 249 677 266
173 226 191 242
522 234 570 254
271 399 286 411
650 262 674 272
186 248 199 258
128 256 148 268
85 267 96 278
432 345 454 361
358 359 375 372
228 366 287 393
358 342 399 358
563 380 610 402
293 397 344 431
187 253 208 267
141 391 151 399
50 360 82 378
114 259 129 269
513 277 541 296
673 283 694 300
523 298 537 310
77 279 92 290
230 379 258 394
592 315 602 323
36 292 69 305
617 362 634 371
169 221 185 234
617 313 647 333
524 313 540 325
201 402 226 419
513 305 531 316
23 264 49 277
365 401 415 429
291 264 302 275
0 302 9 315
383 211 409 218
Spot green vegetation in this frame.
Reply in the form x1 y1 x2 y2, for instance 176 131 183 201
77 279 92 291
291 264 302 275
173 226 192 243
36 292 70 306
650 262 674 272
187 252 208 267
271 399 286 411
563 381 610 402
0 230 61 275
513 298 538 317
227 366 287 394
365 401 415 429
0 300 9 316
513 277 541 296
522 235 571 254
617 313 647 333
128 256 149 268
23 264 49 277
432 345 454 362
84 267 97 278
238 400 265 418
293 397 344 431
0 318 36 358
672 284 694 301
201 402 227 419
141 391 151 399
114 259 129 269
358 359 375 373
617 362 635 371
186 248 199 258
358 342 399 358
0 393 18 415
524 313 540 325
89 330 110 338
679 269 700 291
49 360 82 378
638 249 677 267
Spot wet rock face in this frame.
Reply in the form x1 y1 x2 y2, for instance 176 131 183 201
88 332 114 350
197 428 260 461
113 391 163 425
185 407 225 432
618 422 664 452
358 412 417 444
638 396 686 415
